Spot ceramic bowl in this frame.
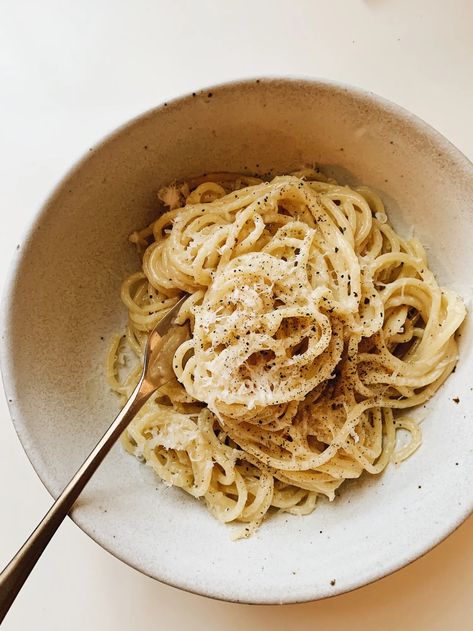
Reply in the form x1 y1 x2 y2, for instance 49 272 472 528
2 78 473 604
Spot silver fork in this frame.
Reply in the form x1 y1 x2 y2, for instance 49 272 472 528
0 295 189 623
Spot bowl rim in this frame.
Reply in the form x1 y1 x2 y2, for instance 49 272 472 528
1 75 473 604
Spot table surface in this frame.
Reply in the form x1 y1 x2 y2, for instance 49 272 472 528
1 1 472 628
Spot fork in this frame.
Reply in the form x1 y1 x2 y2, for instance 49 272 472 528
0 295 189 623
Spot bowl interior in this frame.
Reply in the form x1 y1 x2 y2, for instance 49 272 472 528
2 79 473 603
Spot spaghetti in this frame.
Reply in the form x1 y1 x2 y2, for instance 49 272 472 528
108 170 465 537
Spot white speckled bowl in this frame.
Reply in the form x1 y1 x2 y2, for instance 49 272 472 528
2 78 473 604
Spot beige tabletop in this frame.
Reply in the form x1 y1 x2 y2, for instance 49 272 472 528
1 1 472 629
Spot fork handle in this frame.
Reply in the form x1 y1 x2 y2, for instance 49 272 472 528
0 378 153 624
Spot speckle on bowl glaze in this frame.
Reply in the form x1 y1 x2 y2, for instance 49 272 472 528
1 78 473 604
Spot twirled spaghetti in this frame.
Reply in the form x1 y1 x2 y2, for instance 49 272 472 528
108 170 465 537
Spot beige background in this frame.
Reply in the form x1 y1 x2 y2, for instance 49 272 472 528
1 1 472 628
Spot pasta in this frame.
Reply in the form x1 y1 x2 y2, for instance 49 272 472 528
108 170 465 537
